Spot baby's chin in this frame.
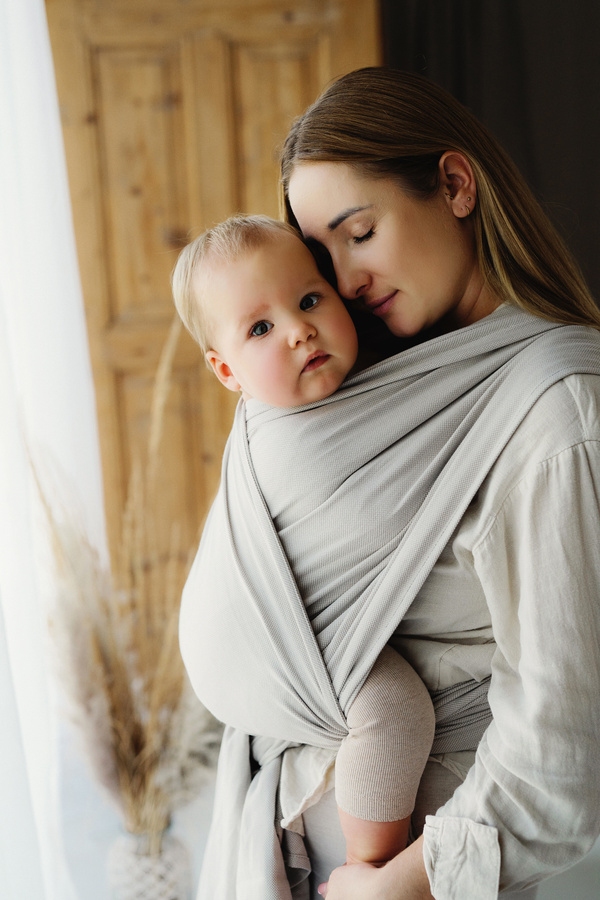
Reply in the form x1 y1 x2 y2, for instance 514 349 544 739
245 367 353 409
246 388 337 410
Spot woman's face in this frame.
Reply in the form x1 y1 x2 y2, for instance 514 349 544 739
287 161 496 338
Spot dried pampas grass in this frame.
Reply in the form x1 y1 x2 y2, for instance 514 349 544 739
40 316 222 853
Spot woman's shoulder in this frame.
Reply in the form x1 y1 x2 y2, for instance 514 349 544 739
465 372 600 539
507 371 600 458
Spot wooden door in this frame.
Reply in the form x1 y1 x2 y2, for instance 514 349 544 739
46 0 381 567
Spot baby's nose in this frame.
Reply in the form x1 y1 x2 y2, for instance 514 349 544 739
289 317 316 345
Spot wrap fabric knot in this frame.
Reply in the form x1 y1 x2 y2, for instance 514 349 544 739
180 305 600 899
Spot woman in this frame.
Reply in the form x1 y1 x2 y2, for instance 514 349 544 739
277 67 600 899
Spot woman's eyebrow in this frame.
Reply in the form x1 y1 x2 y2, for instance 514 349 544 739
327 206 370 231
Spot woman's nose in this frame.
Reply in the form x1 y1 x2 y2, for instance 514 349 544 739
335 265 369 302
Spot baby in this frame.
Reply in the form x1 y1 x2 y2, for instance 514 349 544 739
172 215 435 868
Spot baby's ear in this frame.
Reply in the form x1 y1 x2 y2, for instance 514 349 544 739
205 350 242 393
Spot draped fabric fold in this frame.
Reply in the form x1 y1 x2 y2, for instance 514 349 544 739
180 306 600 899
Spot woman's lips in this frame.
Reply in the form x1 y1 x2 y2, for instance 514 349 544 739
302 352 330 373
367 291 397 317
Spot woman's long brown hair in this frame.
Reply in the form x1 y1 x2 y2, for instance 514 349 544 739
281 67 600 329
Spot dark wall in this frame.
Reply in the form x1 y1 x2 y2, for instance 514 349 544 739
380 0 600 301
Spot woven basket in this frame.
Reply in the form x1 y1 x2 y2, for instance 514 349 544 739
107 831 191 900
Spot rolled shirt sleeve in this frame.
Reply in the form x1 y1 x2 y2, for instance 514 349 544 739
423 431 600 897
423 816 500 900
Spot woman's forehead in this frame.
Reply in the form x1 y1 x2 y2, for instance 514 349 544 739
288 162 379 233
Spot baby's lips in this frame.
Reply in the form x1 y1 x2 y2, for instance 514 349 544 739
302 351 329 373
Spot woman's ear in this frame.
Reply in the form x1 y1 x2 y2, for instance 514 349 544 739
205 350 242 393
439 151 477 218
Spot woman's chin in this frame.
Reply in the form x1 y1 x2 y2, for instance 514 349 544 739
381 313 424 340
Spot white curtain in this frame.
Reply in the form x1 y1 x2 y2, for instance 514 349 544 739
0 1 107 897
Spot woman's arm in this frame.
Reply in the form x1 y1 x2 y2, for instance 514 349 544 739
326 399 600 899
422 435 600 897
318 836 433 900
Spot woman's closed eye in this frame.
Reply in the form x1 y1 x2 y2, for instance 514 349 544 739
299 293 320 311
352 227 374 245
249 320 273 337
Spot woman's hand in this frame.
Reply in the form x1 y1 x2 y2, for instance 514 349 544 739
317 862 392 899
317 836 434 900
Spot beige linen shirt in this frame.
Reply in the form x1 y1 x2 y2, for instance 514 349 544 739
409 373 600 897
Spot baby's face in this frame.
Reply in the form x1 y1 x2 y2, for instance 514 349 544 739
203 231 358 408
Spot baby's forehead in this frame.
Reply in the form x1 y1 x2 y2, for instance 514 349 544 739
198 228 314 296
261 228 317 260
205 227 316 274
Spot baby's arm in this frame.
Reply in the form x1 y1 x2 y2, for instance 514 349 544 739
335 645 435 866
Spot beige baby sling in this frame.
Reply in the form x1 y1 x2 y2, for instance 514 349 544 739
180 305 600 899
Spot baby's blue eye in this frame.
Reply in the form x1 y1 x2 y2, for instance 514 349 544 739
250 321 272 337
300 293 319 311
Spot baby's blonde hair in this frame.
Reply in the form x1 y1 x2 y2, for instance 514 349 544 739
171 214 300 353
